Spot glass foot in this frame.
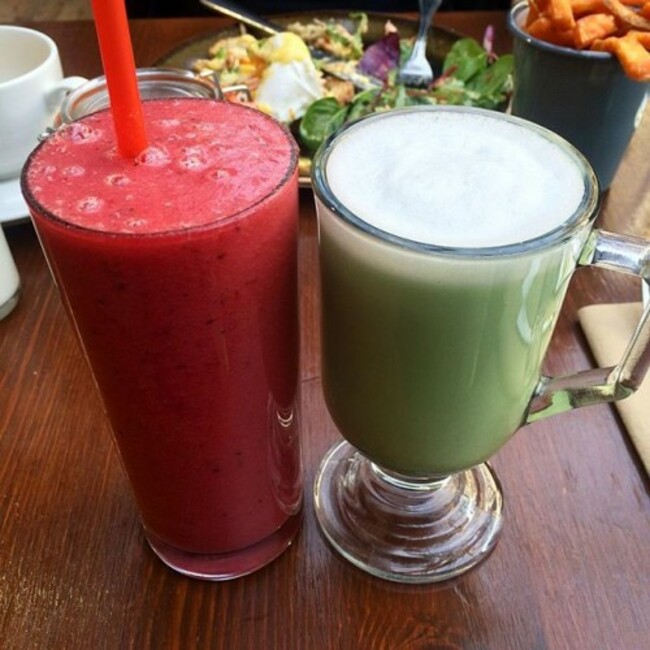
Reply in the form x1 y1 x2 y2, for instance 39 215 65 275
145 508 303 581
313 441 503 584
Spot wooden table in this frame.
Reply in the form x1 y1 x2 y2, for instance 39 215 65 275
2 13 649 650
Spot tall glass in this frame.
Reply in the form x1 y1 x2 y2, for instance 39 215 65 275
21 98 302 580
312 106 650 583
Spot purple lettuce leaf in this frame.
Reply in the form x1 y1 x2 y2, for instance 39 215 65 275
358 32 400 81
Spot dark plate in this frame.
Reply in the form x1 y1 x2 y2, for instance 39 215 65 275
155 11 463 186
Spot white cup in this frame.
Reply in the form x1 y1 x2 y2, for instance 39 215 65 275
0 26 86 180
0 227 20 320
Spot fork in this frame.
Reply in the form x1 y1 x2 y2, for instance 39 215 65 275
397 0 444 87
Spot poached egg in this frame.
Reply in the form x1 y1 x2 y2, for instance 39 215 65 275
252 32 324 123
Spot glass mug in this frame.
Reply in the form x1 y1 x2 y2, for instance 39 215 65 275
311 106 650 583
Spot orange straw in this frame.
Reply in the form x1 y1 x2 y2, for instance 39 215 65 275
91 0 148 158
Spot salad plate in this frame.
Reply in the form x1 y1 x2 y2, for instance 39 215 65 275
156 11 512 187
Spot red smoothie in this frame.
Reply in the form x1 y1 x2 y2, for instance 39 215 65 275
22 99 302 578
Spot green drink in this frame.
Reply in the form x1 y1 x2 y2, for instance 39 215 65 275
311 106 650 584
320 223 578 475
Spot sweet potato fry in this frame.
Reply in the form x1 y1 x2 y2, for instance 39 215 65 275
591 36 618 50
574 13 619 47
571 0 606 16
548 0 577 30
526 0 650 79
607 32 650 79
571 0 644 16
528 16 576 46
625 28 650 46
603 0 650 30
531 0 550 11
526 1 542 26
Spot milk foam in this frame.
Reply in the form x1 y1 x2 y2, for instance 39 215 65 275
325 110 587 248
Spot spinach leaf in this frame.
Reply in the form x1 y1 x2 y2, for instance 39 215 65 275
299 98 350 153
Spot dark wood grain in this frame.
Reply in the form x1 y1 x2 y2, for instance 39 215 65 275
1 13 648 650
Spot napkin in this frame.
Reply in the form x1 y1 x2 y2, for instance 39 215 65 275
578 302 650 475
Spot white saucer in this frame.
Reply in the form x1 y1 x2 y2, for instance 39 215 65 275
0 176 29 225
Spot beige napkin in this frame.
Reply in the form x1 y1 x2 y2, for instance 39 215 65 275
578 302 650 475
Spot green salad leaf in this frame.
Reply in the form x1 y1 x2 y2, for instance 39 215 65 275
442 38 488 82
466 53 514 107
299 98 349 153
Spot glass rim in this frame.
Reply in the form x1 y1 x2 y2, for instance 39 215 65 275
508 1 613 61
311 105 601 258
21 98 299 239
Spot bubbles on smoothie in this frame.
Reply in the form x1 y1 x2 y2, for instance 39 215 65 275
136 145 171 167
125 218 148 229
159 118 181 128
62 165 85 178
104 146 119 161
179 146 209 171
195 122 218 133
69 122 103 144
76 196 104 213
211 168 236 181
29 161 57 182
244 122 276 147
105 174 131 187
247 176 265 189
40 164 57 182
265 146 288 166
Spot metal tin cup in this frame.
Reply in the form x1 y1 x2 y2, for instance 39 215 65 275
55 67 223 126
508 1 648 191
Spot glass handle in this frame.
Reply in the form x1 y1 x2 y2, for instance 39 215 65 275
526 229 650 423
